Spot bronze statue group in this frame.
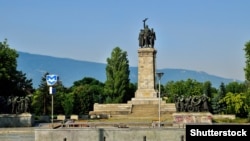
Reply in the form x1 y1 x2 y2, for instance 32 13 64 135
138 18 156 48
174 94 209 112
0 95 32 114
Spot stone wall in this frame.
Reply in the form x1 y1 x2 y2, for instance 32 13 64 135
35 128 185 141
0 113 34 127
172 112 212 127
212 114 236 120
89 103 132 116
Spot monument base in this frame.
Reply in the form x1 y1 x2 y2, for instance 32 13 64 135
172 112 212 127
0 113 34 127
135 89 157 98
128 98 161 105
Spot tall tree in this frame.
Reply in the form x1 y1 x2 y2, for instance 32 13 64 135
104 47 130 103
0 39 33 97
32 72 51 115
0 39 34 114
211 82 227 114
243 40 250 117
203 81 214 112
244 41 250 82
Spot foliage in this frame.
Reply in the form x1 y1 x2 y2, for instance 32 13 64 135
243 40 250 117
213 117 249 123
226 81 247 93
220 92 248 117
211 82 227 114
203 81 214 112
53 81 69 115
0 39 33 114
0 39 33 97
244 40 250 82
31 72 51 115
61 93 74 116
164 79 204 103
31 72 70 116
123 82 137 102
104 47 130 103
71 77 104 115
0 39 18 80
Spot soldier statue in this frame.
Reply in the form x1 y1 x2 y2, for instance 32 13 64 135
138 18 156 48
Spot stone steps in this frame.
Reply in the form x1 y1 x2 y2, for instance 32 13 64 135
110 113 173 122
108 104 174 122
131 104 158 116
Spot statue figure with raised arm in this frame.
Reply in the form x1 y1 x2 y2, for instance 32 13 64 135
139 18 156 48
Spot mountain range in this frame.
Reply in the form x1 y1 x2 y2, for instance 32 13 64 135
16 51 242 89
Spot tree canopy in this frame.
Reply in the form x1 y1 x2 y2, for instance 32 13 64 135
0 39 33 97
104 47 130 103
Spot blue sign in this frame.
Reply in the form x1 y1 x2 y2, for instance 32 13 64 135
46 74 59 86
49 86 56 94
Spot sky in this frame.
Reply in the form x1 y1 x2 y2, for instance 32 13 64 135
1 0 250 81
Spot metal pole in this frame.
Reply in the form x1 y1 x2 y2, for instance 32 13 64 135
52 93 54 128
143 136 146 141
158 78 161 128
156 72 164 128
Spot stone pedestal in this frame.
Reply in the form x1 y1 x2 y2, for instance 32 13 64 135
89 46 176 117
172 112 212 126
134 48 157 98
0 113 34 127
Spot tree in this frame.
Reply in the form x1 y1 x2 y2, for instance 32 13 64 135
0 39 33 114
61 92 74 116
53 81 69 115
71 77 104 115
104 47 130 103
244 41 250 82
226 81 247 94
123 82 137 102
243 40 250 117
203 81 213 98
220 92 248 117
203 81 214 112
211 82 227 114
164 79 204 103
32 72 51 115
0 39 33 97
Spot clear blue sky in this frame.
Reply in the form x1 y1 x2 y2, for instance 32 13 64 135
1 0 249 81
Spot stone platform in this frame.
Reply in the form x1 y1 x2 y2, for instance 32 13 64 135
89 101 176 120
172 112 213 127
128 98 160 105
0 113 34 127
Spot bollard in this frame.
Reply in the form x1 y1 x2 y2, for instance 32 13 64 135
63 137 67 141
143 136 146 141
103 136 106 141
180 135 184 141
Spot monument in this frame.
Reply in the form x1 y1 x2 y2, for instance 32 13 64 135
172 94 213 126
129 18 160 104
89 19 175 120
0 94 34 127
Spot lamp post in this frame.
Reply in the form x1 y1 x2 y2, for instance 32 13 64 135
156 72 164 128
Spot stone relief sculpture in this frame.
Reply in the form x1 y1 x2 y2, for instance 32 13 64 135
138 18 156 48
0 95 32 114
174 95 209 112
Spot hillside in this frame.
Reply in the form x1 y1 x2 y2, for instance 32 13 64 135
17 51 241 88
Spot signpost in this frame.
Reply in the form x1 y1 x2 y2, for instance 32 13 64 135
46 74 59 128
